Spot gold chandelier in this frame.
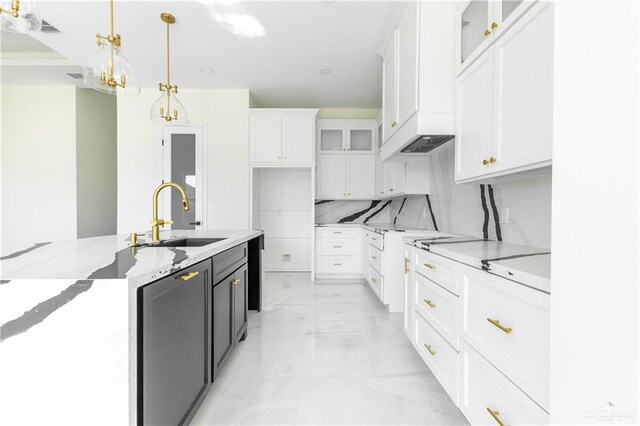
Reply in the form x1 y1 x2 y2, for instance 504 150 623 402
150 13 188 125
82 0 139 95
0 0 42 33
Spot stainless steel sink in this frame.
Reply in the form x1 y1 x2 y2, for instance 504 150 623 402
154 238 226 247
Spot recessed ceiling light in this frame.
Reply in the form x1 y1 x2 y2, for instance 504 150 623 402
319 68 333 76
200 66 215 74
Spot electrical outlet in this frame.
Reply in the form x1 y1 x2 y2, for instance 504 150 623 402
500 208 510 224
282 254 292 262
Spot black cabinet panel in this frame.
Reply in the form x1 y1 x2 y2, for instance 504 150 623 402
139 259 211 426
212 243 247 285
233 264 248 342
212 275 234 380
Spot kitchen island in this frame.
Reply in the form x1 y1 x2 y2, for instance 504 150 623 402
0 229 263 425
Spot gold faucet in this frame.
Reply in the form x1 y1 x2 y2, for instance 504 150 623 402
151 182 190 241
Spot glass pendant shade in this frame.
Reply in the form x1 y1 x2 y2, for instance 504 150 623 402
150 90 189 125
83 43 140 96
0 0 42 33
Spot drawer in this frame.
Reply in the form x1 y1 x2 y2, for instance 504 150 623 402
316 227 359 240
460 265 550 411
414 273 459 350
367 264 383 300
415 249 458 295
368 244 383 275
213 243 247 285
413 312 459 405
460 340 549 425
317 239 359 256
368 232 384 250
316 257 360 275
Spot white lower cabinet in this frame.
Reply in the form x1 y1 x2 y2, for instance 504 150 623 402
414 312 459 405
315 226 362 277
460 340 549 426
404 244 550 425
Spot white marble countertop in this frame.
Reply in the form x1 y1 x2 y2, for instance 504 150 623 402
0 229 262 288
316 222 431 233
403 235 551 293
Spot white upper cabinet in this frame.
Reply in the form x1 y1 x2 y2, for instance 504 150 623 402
456 0 536 75
455 49 495 182
382 31 398 143
315 119 377 200
397 1 419 128
250 109 318 165
317 119 375 153
455 0 553 183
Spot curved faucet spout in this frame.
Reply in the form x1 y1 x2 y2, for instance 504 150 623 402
151 181 190 241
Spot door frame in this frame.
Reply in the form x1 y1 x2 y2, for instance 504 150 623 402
162 126 206 230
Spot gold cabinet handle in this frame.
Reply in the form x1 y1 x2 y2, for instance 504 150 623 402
489 156 496 163
404 257 410 274
391 121 397 128
372 278 377 282
484 29 491 36
372 256 377 259
423 343 436 356
487 318 512 334
424 299 436 308
424 263 436 270
231 278 240 286
178 271 199 281
333 231 342 234
333 245 343 248
333 263 342 266
491 22 498 29
486 407 505 426
483 158 489 165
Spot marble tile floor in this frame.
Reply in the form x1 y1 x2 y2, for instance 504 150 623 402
191 272 468 426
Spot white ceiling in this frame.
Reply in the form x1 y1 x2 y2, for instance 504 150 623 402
3 1 404 108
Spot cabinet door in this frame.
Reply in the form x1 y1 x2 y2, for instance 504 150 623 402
316 155 347 199
376 158 387 198
346 120 376 153
397 1 419 127
282 115 314 163
492 0 536 39
403 247 414 340
347 154 376 199
318 120 346 153
492 1 553 174
456 0 493 75
140 260 210 426
455 48 495 182
212 276 233 380
392 162 406 195
250 115 282 163
382 30 398 143
233 264 248 342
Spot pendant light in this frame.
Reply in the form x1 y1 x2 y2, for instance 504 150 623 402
150 13 188 125
82 0 139 95
0 0 43 33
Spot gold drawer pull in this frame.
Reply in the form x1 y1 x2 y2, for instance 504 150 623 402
371 256 377 259
424 299 436 308
178 271 199 281
486 407 505 426
333 231 342 234
424 263 436 270
423 343 436 356
333 263 342 266
487 318 512 334
372 278 377 282
333 245 343 248
231 278 240 286
404 257 410 274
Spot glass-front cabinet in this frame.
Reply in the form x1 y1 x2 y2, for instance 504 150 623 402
456 0 535 75
317 119 376 153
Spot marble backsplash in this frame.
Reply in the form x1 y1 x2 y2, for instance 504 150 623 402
315 143 552 249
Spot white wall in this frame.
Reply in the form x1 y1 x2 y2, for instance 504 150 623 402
1 86 77 250
76 88 117 238
117 89 250 234
550 1 639 423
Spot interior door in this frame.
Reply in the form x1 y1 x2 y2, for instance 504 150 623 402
163 126 205 229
